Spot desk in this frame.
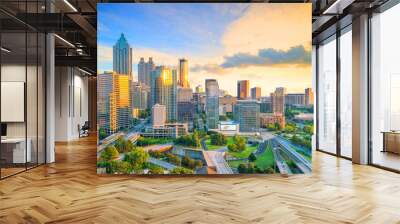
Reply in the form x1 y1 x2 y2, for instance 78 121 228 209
382 131 400 154
1 138 31 164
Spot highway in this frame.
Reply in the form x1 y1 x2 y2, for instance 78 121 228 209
273 137 312 173
271 144 292 175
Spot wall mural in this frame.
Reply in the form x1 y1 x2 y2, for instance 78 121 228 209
97 3 313 175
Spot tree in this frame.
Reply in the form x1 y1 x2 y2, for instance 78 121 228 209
98 128 107 140
303 125 314 134
171 167 194 174
114 137 134 153
247 163 255 173
109 160 132 174
149 150 163 159
248 153 257 162
166 153 181 166
210 133 227 146
238 164 247 173
194 160 203 169
284 123 296 133
124 147 149 169
100 146 119 161
274 122 281 131
188 160 196 169
149 166 164 174
264 167 275 174
228 143 238 152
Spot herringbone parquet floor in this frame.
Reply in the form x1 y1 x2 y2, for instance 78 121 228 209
1 135 400 224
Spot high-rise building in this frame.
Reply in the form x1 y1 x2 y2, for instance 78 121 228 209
113 33 133 79
260 97 272 113
152 104 166 127
271 87 286 114
97 72 117 135
97 72 131 133
177 87 193 102
237 80 249 99
205 79 219 129
132 82 149 110
234 100 260 132
115 74 132 130
178 58 189 87
138 57 154 87
251 87 261 100
177 87 194 124
219 95 237 115
285 93 305 105
305 88 314 105
151 66 177 122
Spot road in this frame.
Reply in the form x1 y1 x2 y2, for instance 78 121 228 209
204 151 233 174
147 157 177 170
273 137 312 173
271 144 292 175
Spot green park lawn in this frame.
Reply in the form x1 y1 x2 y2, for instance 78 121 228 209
228 143 259 159
254 146 275 170
205 137 235 150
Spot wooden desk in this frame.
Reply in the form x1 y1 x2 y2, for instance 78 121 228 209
1 138 31 164
382 131 400 154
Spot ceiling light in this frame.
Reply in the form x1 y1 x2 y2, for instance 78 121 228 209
54 34 75 48
63 0 78 12
1 47 11 53
78 67 92 76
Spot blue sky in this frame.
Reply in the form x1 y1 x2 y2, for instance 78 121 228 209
97 3 312 95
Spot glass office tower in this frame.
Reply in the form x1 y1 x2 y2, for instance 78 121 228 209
151 66 177 122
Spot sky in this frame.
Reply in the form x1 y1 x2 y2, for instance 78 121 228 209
97 3 312 96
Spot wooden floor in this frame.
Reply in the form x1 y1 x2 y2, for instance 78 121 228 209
1 136 400 224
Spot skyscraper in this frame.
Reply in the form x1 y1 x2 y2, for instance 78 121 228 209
271 87 286 114
251 87 261 100
113 33 133 79
205 79 219 129
178 58 189 87
305 88 314 105
152 104 166 127
237 80 249 99
177 87 194 124
138 57 154 87
115 74 132 130
285 93 305 105
97 72 117 135
151 66 177 122
234 100 260 132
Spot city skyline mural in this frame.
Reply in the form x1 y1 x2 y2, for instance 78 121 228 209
97 3 313 175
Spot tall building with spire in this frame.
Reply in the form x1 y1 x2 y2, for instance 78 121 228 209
113 33 133 79
178 58 189 87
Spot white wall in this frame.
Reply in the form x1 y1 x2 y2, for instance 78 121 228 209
55 67 89 141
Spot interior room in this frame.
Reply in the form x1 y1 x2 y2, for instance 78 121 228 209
0 0 399 223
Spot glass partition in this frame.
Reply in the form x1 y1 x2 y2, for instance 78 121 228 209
317 35 337 154
371 3 400 171
0 1 46 179
339 27 352 158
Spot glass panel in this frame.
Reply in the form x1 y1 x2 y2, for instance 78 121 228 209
340 29 352 158
1 30 27 177
318 36 337 154
27 31 38 169
371 4 400 171
38 32 45 165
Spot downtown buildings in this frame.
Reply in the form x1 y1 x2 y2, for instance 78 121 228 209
237 80 249 99
205 79 220 130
